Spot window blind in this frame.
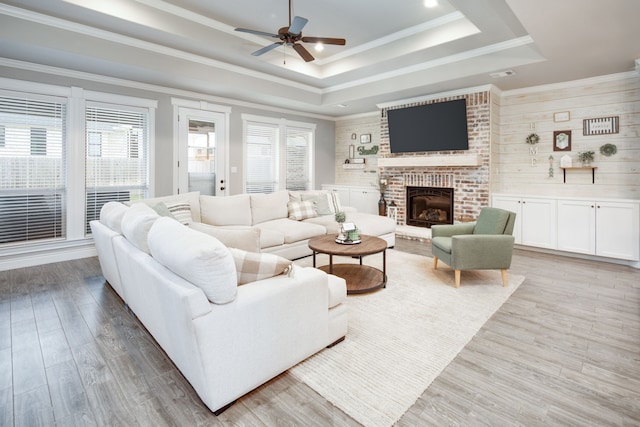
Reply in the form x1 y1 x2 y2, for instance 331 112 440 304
285 126 312 191
0 94 66 245
245 121 278 194
85 104 149 234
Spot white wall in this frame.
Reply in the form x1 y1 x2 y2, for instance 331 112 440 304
494 73 639 200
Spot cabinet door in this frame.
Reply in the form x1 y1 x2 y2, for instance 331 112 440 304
492 196 522 244
349 188 379 215
557 200 596 254
521 198 557 249
595 201 640 260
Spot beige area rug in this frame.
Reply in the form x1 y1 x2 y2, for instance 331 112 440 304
291 249 525 427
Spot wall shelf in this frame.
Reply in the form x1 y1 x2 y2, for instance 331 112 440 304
343 163 365 170
560 166 597 184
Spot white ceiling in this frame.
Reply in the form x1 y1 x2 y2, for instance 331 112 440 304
0 0 638 117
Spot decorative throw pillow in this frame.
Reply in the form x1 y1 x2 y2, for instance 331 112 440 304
301 193 333 215
120 203 160 254
287 200 317 221
328 191 343 213
163 201 193 225
228 248 293 285
148 217 238 304
99 201 129 233
151 202 176 219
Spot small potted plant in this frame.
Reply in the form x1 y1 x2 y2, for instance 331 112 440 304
577 150 595 166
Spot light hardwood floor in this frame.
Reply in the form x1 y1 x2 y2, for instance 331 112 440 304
1 239 639 426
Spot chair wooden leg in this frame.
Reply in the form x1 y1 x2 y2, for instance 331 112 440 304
454 270 461 288
433 257 438 269
501 269 508 287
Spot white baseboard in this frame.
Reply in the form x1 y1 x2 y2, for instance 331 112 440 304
0 241 97 271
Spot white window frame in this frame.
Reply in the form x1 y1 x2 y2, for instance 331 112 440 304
0 78 156 270
241 114 315 193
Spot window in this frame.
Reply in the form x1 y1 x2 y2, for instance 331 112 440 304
85 103 150 234
0 92 66 244
0 81 155 253
243 115 314 194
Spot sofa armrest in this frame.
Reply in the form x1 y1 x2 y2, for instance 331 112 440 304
450 234 515 270
431 222 476 238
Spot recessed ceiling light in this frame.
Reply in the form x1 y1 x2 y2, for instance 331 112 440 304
424 0 438 8
315 43 324 52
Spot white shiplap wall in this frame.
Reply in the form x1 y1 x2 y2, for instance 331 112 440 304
493 73 639 199
334 114 380 187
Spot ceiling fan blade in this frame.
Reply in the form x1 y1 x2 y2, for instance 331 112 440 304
288 16 308 35
292 43 314 62
252 42 284 56
301 37 346 46
235 28 279 38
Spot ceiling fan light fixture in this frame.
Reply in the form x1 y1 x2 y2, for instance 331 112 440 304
315 42 324 52
424 0 438 8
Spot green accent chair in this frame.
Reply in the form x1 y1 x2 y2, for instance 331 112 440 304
431 207 516 288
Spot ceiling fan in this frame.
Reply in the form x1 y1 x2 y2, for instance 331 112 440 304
234 0 346 62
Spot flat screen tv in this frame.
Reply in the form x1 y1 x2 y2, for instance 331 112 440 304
387 99 469 153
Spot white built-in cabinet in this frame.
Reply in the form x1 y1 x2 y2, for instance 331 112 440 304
492 195 557 249
321 185 379 215
557 199 639 260
493 194 640 261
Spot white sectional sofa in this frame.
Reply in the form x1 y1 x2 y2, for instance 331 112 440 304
150 189 395 260
91 198 349 414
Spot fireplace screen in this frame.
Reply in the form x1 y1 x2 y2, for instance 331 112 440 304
406 186 453 228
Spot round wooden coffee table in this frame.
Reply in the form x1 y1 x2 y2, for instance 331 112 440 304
308 234 387 294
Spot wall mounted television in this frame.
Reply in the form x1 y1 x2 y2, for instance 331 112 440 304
387 99 469 153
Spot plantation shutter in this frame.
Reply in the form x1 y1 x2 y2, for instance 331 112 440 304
0 93 66 245
245 121 278 193
85 103 149 234
285 126 312 191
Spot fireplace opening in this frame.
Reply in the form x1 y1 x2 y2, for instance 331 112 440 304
406 186 453 228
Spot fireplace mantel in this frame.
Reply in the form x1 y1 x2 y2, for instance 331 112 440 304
378 155 482 167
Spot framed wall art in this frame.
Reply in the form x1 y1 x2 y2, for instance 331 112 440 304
583 116 619 135
360 134 371 144
553 130 571 151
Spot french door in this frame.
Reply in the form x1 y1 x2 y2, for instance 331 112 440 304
177 107 228 196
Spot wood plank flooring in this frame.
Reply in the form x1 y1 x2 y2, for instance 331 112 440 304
1 239 638 426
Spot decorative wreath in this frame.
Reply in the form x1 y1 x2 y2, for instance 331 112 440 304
599 143 617 157
526 133 540 145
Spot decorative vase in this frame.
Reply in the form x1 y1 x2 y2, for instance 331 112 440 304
378 194 387 216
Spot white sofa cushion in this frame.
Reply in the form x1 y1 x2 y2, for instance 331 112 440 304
250 190 289 225
257 227 285 249
189 222 261 253
100 201 129 234
148 217 238 304
255 218 326 244
200 194 252 226
120 203 160 254
228 248 293 285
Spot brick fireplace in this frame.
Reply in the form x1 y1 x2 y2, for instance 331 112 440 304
378 91 492 226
